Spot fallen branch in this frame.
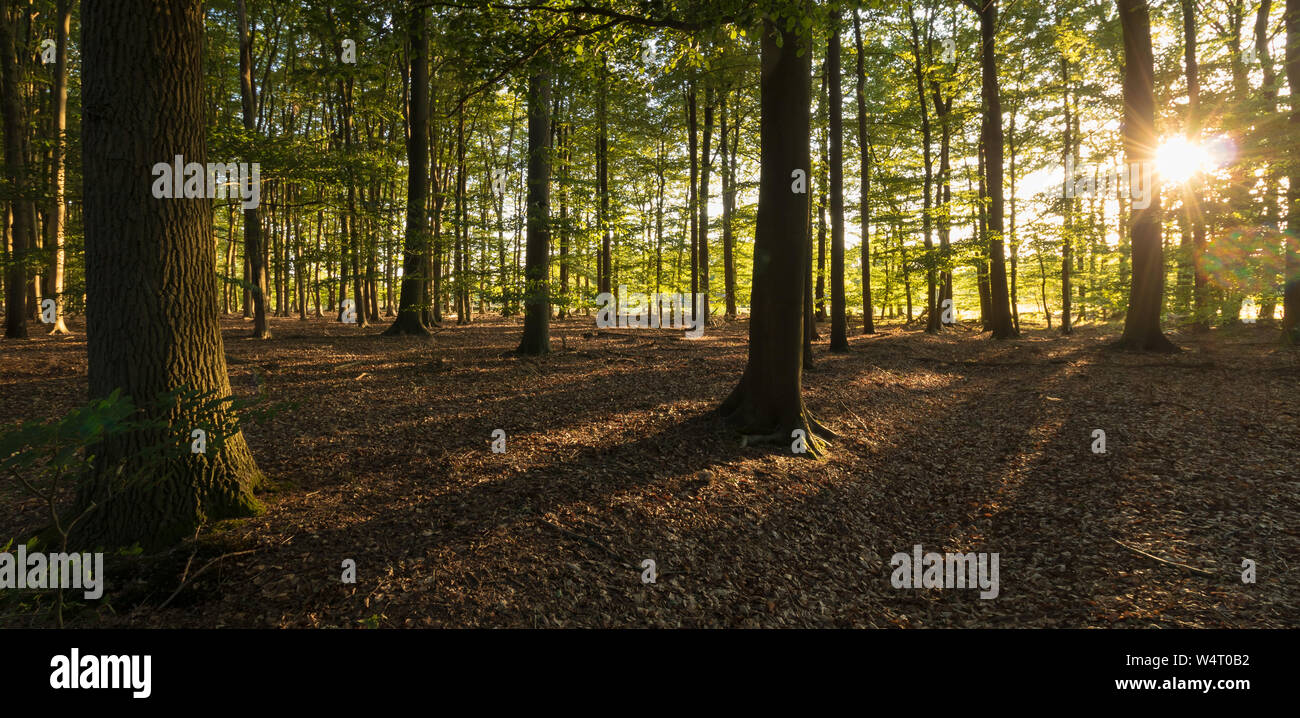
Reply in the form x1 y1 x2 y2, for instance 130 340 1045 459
158 548 260 610
1111 538 1215 577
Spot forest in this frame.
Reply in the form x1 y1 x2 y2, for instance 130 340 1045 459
0 0 1297 632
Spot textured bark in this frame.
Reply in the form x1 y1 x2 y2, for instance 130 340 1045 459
517 62 551 356
719 17 831 457
77 0 263 549
386 5 431 336
1114 0 1178 352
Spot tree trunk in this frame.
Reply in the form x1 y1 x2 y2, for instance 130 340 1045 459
971 0 1017 338
238 0 270 338
828 15 848 351
1284 0 1300 340
77 0 263 549
386 5 431 336
699 87 713 327
1114 0 1177 352
0 3 31 339
718 16 831 457
853 12 875 334
40 0 72 334
1180 0 1210 330
517 62 551 355
721 90 738 320
908 6 938 333
598 59 611 297
1061 56 1073 335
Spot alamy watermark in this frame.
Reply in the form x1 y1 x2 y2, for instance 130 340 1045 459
151 155 261 210
595 285 706 338
50 648 151 699
0 545 104 599
1063 157 1154 210
890 544 999 599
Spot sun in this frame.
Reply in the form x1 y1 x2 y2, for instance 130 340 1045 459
1155 136 1214 185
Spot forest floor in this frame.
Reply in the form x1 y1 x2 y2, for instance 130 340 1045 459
2 313 1297 628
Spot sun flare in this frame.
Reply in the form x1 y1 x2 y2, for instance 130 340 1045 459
1155 136 1214 184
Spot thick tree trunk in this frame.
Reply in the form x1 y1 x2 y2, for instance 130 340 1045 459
386 5 431 336
77 0 263 549
719 16 832 457
1115 0 1177 352
517 62 551 355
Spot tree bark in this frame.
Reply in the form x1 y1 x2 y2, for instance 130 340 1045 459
719 16 832 457
77 0 264 549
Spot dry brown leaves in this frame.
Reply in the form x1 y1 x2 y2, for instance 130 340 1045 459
1 314 1295 628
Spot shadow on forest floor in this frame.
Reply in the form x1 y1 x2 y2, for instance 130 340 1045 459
0 315 1295 627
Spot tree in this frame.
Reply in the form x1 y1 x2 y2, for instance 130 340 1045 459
719 12 832 456
516 60 551 356
42 0 73 335
238 0 271 339
964 0 1017 339
907 3 938 333
828 11 848 351
853 10 875 334
1180 0 1210 330
386 4 432 336
1285 0 1300 342
76 0 263 548
0 1 32 339
1113 0 1176 352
